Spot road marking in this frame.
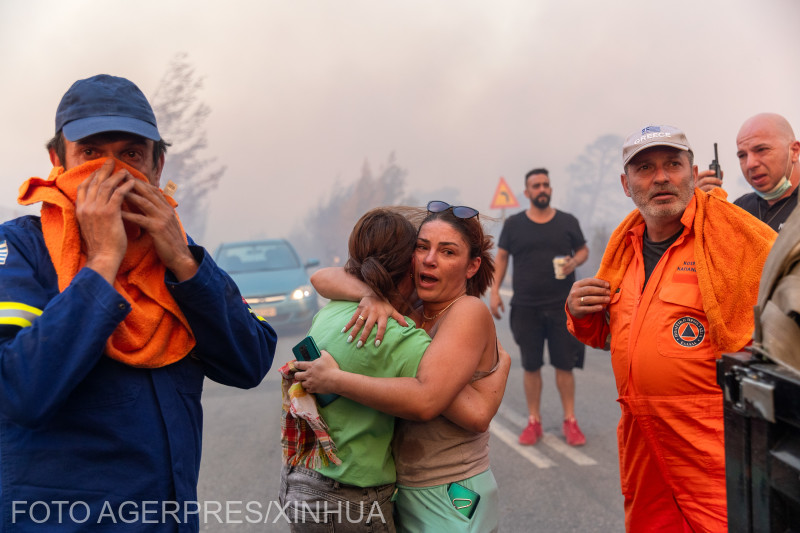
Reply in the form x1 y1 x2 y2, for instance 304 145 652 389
489 420 556 469
495 405 598 466
540 433 597 466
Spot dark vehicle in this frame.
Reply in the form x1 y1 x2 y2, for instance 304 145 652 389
718 353 800 533
719 202 800 532
215 239 320 333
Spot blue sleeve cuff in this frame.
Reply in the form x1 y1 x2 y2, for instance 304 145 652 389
165 246 217 302
73 267 131 319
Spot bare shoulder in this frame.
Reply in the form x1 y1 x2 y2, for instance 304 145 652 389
443 295 495 331
452 294 489 312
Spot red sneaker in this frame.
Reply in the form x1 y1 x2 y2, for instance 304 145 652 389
563 417 586 446
519 419 543 445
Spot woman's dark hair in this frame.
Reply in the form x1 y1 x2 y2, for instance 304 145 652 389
419 209 495 297
344 208 417 301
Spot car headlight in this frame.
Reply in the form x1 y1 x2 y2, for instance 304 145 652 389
291 285 314 300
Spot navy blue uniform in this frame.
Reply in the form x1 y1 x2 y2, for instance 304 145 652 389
0 215 277 532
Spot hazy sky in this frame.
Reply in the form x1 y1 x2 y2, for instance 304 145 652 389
1 0 799 251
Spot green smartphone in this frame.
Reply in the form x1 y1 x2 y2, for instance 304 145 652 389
447 482 480 519
291 336 339 407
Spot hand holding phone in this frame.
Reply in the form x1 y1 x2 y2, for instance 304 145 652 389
292 336 340 407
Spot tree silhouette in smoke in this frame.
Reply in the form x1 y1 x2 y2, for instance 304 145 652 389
290 153 416 267
150 52 225 241
563 134 630 275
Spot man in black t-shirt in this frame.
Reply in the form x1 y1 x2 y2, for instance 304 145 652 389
490 168 589 446
696 113 799 232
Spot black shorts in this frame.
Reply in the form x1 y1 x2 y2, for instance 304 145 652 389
509 304 585 372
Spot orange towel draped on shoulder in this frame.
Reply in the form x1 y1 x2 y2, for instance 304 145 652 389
17 158 196 368
597 187 776 355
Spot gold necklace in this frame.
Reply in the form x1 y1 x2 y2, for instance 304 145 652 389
422 294 467 323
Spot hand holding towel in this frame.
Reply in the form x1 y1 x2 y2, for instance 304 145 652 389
18 158 195 368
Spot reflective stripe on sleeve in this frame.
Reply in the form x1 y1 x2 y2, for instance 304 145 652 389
0 302 43 328
247 306 269 323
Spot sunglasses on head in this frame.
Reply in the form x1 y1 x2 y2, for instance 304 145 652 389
427 201 480 220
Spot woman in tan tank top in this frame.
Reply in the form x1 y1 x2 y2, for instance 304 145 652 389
297 202 507 532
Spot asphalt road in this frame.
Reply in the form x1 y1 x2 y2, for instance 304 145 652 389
197 312 626 532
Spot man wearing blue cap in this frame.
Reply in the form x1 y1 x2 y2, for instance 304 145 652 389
0 74 277 531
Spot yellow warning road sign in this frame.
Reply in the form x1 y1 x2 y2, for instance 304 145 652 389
490 177 519 209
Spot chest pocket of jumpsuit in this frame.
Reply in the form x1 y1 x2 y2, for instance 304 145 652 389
655 283 713 359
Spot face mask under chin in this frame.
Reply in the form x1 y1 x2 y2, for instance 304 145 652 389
753 156 795 200
754 176 791 200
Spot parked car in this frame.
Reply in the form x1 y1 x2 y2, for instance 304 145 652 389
215 239 320 333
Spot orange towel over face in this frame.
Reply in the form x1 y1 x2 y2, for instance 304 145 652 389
18 158 196 368
597 187 777 355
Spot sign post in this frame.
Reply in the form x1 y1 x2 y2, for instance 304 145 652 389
490 177 519 221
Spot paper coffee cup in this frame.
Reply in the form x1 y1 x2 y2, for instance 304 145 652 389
553 256 568 279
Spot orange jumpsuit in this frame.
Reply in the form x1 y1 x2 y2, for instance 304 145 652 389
567 201 731 533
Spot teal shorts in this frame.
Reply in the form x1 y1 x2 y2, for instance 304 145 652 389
394 469 498 533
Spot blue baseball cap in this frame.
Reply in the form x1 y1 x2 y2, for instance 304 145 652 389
55 74 161 142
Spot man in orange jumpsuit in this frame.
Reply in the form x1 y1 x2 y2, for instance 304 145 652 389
566 125 776 532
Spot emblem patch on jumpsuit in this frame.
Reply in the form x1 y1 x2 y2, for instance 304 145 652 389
672 317 705 347
0 241 7 265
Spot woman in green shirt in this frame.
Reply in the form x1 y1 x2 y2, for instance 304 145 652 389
298 202 509 532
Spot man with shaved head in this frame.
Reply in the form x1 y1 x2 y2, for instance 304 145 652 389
733 113 800 231
698 113 800 232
